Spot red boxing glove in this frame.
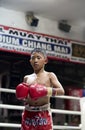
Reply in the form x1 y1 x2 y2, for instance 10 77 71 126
29 84 48 100
16 82 29 100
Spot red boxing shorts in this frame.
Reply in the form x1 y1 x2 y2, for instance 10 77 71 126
21 104 53 130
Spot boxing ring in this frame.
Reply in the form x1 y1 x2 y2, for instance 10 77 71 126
0 87 84 130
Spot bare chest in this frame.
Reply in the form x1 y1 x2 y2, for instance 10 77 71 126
27 74 51 87
35 76 51 86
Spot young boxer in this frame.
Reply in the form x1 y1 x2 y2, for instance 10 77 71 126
16 48 65 130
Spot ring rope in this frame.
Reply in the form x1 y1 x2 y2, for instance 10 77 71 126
0 123 21 128
0 104 81 115
0 88 15 93
0 123 81 129
0 88 80 100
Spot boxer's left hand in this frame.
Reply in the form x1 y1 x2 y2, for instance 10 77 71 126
29 84 48 100
29 84 57 100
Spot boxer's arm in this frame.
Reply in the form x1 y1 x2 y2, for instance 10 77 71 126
29 84 60 100
49 72 65 95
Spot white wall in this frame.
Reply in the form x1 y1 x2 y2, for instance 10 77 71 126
0 7 85 42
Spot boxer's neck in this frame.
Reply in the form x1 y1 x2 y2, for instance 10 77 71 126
34 69 45 76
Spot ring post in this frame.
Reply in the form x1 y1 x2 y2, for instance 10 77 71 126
80 97 85 130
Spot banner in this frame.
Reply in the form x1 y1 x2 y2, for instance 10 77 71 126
0 25 85 64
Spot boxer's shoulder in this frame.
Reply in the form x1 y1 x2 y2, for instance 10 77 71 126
24 73 37 85
43 71 55 80
47 72 58 82
47 72 56 78
23 75 29 82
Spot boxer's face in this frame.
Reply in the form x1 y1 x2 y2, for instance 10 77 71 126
30 52 48 71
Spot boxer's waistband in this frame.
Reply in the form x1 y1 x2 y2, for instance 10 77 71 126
25 104 50 112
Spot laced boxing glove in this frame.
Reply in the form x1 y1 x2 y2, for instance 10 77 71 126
16 82 29 100
29 84 57 100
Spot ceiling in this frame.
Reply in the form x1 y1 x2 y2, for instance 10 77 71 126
0 0 85 22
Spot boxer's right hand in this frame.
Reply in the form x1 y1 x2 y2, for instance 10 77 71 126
16 82 29 100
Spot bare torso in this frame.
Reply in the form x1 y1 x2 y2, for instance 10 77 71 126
24 71 52 106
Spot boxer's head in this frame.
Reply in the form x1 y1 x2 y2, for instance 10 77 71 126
30 48 48 71
31 48 47 58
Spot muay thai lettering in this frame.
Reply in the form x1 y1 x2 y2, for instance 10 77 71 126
9 29 68 45
54 45 70 54
25 116 47 126
22 40 52 51
0 34 19 45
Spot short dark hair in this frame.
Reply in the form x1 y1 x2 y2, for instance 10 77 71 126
31 48 47 58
